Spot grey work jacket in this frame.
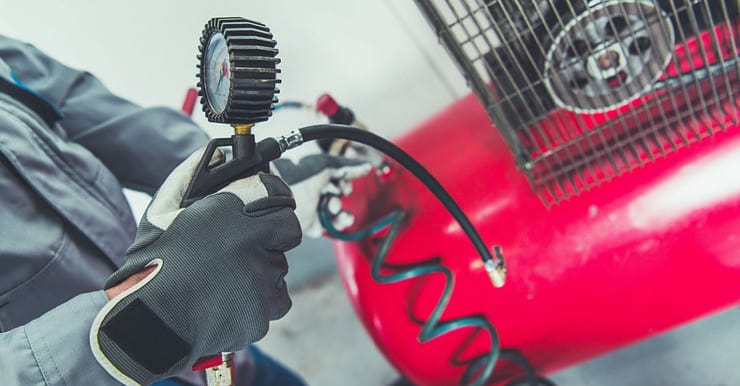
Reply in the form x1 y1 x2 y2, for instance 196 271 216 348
0 35 210 384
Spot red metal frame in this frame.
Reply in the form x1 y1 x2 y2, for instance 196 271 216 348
333 22 740 386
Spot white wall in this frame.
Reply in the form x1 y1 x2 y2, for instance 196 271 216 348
0 0 469 139
1 0 473 219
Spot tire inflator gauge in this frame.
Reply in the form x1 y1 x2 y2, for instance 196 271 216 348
187 17 506 386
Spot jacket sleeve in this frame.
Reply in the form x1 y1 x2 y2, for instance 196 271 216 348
0 290 253 386
0 34 209 195
0 291 123 386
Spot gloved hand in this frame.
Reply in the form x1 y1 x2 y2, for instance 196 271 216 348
89 149 302 386
272 142 373 238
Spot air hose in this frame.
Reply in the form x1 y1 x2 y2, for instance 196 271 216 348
320 206 499 386
320 205 547 386
280 124 545 385
298 124 502 271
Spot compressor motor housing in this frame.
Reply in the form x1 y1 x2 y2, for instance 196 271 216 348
485 0 737 129
423 0 740 203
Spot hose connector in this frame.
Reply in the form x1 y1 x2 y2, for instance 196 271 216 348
276 131 304 152
484 246 507 288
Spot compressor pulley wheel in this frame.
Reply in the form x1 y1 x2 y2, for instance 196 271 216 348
197 16 281 124
543 0 675 113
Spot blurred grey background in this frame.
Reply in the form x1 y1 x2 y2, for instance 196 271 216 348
1 1 737 385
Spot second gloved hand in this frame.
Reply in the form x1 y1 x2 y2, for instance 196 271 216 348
272 142 373 238
89 149 302 386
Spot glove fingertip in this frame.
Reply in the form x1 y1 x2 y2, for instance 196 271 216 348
259 174 292 197
320 184 342 196
332 212 355 232
327 196 343 215
331 163 373 181
339 180 353 196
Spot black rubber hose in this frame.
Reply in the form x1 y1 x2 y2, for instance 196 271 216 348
299 124 497 265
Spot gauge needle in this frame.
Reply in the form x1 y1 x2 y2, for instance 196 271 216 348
216 74 224 91
216 61 229 92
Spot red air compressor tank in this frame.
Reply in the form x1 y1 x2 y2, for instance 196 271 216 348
331 3 740 384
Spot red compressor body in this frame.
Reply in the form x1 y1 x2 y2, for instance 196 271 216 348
332 19 740 385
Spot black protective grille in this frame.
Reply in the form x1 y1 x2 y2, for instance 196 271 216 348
415 0 740 204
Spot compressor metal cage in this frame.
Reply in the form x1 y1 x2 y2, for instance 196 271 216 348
415 0 740 203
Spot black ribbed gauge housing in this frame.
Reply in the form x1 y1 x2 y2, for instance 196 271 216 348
197 17 280 124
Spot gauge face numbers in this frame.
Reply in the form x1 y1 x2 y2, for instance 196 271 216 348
204 32 231 114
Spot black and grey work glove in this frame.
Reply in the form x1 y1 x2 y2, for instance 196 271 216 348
90 149 302 385
272 142 373 238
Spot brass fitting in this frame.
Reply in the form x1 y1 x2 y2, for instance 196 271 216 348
484 246 507 288
232 123 254 136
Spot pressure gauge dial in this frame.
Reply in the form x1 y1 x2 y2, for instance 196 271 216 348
197 17 280 124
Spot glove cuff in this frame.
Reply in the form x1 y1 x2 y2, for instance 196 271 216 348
91 259 184 385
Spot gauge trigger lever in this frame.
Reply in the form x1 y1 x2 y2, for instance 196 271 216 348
180 134 283 208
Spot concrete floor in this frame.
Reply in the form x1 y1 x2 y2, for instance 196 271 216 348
257 238 740 386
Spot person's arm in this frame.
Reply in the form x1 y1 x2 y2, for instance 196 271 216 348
0 291 121 386
0 34 208 194
0 269 154 384
1 148 302 385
